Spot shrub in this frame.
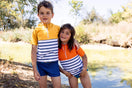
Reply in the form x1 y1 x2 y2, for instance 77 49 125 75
75 24 91 44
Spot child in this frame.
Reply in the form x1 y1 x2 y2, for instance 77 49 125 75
58 23 92 88
31 1 61 88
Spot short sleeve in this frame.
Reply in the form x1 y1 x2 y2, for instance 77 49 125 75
58 26 60 31
76 47 85 57
57 25 60 34
31 30 38 45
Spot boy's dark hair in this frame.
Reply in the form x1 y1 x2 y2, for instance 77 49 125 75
58 23 75 51
37 0 53 14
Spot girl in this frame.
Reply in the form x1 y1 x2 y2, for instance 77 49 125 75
58 23 92 88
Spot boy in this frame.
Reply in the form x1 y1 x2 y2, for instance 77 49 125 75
31 1 61 88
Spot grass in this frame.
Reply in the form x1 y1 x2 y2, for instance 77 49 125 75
0 41 132 82
82 46 132 83
0 41 31 64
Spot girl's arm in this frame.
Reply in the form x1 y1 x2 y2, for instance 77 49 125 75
59 66 73 78
80 54 88 76
31 45 40 81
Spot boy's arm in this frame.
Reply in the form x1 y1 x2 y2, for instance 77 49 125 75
74 39 80 50
80 54 88 76
31 45 40 81
31 45 37 71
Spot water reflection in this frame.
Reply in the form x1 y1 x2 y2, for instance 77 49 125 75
61 67 131 88
27 63 132 88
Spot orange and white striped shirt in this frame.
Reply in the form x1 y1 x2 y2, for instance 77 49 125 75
58 44 85 76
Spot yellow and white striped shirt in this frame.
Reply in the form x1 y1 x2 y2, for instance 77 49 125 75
31 22 60 62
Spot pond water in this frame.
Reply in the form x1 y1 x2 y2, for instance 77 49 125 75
60 67 131 88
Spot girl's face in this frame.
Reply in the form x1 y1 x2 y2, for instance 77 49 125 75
38 6 54 24
60 28 71 44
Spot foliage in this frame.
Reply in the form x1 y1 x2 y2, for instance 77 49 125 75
75 24 91 44
0 0 37 30
82 8 105 24
69 0 83 16
109 2 132 23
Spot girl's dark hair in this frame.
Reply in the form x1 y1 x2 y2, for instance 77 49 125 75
58 23 75 51
37 0 53 14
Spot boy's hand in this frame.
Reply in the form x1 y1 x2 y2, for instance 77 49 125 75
80 67 87 77
74 40 80 50
34 70 40 81
63 70 73 78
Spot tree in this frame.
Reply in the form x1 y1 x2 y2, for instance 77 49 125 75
0 0 37 30
68 0 83 25
109 2 132 23
69 0 83 16
82 8 105 24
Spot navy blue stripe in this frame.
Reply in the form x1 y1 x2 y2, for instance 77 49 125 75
38 47 58 50
61 59 82 68
38 48 58 51
63 62 83 70
38 43 58 47
37 58 58 61
61 55 79 63
60 56 80 65
37 54 58 57
38 40 57 44
38 50 58 55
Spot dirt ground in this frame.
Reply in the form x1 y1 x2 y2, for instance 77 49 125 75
0 59 69 88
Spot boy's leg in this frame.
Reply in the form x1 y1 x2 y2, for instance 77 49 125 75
68 76 78 88
51 76 61 88
38 76 47 88
80 73 92 88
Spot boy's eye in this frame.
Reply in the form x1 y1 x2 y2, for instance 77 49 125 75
46 12 51 15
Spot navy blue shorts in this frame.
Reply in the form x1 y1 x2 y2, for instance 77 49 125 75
37 61 60 77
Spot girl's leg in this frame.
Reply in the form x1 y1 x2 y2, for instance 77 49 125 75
68 76 78 88
38 76 47 88
80 73 92 88
51 76 61 88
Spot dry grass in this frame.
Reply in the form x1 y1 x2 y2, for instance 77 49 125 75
81 44 132 81
76 21 132 47
0 41 31 64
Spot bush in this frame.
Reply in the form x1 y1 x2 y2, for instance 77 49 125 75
0 28 33 43
75 24 91 44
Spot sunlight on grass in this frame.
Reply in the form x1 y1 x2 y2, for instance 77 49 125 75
0 42 31 63
0 42 132 82
82 47 132 81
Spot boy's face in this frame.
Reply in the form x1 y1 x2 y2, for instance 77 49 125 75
38 6 54 24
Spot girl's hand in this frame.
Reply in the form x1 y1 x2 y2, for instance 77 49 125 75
63 70 73 78
34 70 40 81
80 67 87 77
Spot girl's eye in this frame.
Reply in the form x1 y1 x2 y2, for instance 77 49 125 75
66 32 70 35
40 12 44 15
61 31 64 33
